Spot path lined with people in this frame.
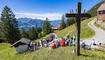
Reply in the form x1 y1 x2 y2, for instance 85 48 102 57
84 18 105 45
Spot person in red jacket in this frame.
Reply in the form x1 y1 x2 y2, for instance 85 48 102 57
60 40 65 47
50 42 56 49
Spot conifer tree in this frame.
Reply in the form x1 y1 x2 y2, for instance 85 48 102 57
43 18 51 36
59 15 66 30
20 27 27 38
35 24 39 38
66 18 71 27
0 6 20 44
35 24 42 38
28 27 37 40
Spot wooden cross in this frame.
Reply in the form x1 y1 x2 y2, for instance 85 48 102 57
65 2 91 56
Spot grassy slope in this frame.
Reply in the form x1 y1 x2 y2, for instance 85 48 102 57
0 43 15 60
56 17 95 39
1 17 104 60
94 23 105 31
1 45 105 60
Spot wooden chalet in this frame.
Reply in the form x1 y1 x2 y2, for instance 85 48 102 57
97 3 105 21
51 26 60 30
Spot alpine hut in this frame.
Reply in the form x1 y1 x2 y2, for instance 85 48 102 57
97 3 105 21
12 38 31 53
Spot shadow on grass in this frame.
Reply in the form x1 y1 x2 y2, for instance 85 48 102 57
80 53 105 60
80 54 94 57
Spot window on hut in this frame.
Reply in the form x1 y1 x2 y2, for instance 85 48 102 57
99 10 105 14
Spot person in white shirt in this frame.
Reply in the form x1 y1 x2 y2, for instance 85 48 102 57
39 40 42 47
91 39 96 45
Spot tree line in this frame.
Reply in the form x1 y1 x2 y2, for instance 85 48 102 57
0 6 54 44
59 15 76 30
0 6 77 44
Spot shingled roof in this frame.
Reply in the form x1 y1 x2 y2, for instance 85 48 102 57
97 3 105 11
12 38 31 47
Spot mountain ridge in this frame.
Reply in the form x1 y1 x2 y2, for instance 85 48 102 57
17 18 62 30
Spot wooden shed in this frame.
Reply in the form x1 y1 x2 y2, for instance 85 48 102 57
97 3 105 21
12 38 31 47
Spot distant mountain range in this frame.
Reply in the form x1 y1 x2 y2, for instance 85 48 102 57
0 1 104 30
0 18 66 30
17 18 61 30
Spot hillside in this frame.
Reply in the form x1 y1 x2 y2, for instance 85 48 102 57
1 44 105 60
56 17 95 39
87 1 105 17
0 17 100 60
35 17 96 42
1 1 105 60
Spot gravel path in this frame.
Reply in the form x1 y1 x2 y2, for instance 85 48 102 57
84 18 105 45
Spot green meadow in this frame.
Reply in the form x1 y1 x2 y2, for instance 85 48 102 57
1 17 105 60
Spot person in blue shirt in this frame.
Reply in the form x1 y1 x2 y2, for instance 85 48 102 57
81 40 86 49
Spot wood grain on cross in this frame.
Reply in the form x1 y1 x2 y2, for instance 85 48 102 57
65 2 91 56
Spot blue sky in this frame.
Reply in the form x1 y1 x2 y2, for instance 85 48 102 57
0 0 102 20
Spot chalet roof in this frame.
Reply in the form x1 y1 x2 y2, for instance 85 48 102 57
97 3 105 11
51 25 60 30
12 38 31 47
51 27 58 30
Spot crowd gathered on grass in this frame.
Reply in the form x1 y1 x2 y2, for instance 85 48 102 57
24 32 97 53
38 33 76 49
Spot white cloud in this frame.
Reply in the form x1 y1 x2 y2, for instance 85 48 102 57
15 12 62 20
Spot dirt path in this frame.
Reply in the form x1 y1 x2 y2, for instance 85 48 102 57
84 18 105 45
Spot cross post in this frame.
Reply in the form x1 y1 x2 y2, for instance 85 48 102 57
65 2 91 56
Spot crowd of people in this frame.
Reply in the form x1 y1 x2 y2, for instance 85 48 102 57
37 33 98 50
29 42 37 51
38 33 76 49
13 33 98 53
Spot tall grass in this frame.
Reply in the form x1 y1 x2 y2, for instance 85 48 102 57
3 46 105 60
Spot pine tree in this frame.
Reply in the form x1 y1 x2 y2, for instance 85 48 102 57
38 33 42 38
35 24 39 38
28 27 37 40
43 18 51 36
59 15 66 30
20 27 27 38
66 18 71 27
0 25 5 40
35 24 42 38
0 6 20 44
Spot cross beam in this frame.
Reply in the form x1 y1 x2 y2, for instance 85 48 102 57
66 13 91 17
65 2 91 56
